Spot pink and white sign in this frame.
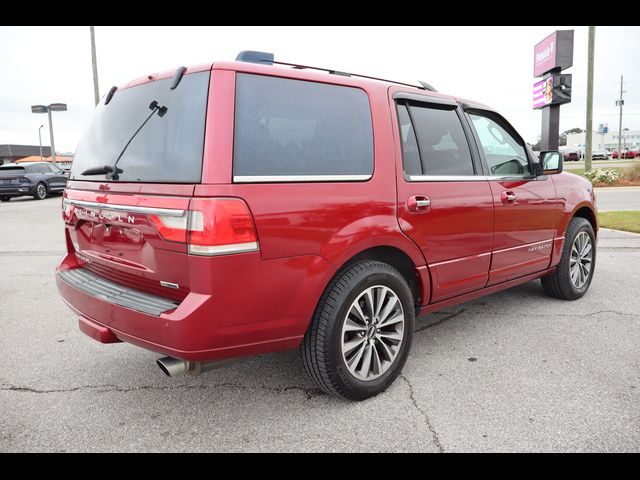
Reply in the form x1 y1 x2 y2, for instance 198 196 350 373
534 32 557 77
533 30 574 77
533 77 553 109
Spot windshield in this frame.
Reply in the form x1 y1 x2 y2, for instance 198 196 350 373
71 71 210 183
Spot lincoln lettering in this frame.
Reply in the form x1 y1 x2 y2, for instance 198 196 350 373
77 207 135 224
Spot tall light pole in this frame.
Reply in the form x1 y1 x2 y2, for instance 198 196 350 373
31 103 67 166
616 76 625 157
90 26 100 106
584 26 595 173
38 124 44 161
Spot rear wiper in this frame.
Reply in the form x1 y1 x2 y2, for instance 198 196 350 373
81 100 168 179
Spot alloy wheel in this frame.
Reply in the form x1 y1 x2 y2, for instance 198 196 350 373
340 285 405 381
570 231 593 288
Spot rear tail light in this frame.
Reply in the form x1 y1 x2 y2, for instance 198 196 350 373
62 198 75 222
150 198 258 256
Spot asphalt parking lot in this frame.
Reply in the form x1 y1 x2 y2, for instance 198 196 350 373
1 195 639 452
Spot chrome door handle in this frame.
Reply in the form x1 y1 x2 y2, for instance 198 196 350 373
501 191 517 203
408 195 431 213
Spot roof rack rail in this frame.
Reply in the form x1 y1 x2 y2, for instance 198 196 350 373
234 50 429 91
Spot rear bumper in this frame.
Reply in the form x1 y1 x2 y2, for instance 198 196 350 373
56 251 331 361
0 184 35 196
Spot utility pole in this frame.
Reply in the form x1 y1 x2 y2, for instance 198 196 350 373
90 26 100 106
616 75 625 158
584 26 595 172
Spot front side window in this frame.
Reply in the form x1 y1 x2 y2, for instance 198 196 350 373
469 112 530 176
233 74 373 179
403 102 475 176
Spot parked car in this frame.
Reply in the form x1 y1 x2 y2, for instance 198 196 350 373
0 162 68 202
612 150 638 159
591 149 610 160
56 52 598 400
563 150 580 162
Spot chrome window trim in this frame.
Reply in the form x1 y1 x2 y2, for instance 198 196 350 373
63 198 185 217
233 175 372 183
407 174 538 182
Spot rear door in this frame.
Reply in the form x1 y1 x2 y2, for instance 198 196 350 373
392 90 494 303
464 109 560 284
44 163 68 192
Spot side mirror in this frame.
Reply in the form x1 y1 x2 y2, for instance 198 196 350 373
539 150 563 175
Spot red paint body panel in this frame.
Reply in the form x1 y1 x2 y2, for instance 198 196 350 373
487 178 561 284
56 58 598 365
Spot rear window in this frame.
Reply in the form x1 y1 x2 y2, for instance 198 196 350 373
0 166 25 175
71 71 210 183
233 73 373 180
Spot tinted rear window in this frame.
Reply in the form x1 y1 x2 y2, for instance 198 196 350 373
71 71 210 183
408 103 475 176
0 166 25 175
233 73 373 179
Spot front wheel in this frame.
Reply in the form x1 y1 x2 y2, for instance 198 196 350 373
541 217 596 300
301 260 415 400
0 196 9 202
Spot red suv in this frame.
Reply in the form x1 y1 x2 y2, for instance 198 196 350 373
56 51 598 400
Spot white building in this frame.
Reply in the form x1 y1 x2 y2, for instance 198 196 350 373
566 129 640 152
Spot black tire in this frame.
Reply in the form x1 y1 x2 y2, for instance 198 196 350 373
541 217 596 300
301 260 415 400
0 196 9 202
33 182 47 200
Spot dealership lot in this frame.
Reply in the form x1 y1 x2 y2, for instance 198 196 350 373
1 196 639 452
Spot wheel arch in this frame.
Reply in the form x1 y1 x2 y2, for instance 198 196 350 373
572 205 598 237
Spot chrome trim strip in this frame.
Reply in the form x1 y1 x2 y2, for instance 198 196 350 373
408 175 484 182
188 241 259 256
233 175 371 183
64 198 185 217
407 175 538 182
160 281 179 289
492 238 554 255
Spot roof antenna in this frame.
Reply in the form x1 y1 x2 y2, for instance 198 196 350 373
418 81 438 92
170 66 187 90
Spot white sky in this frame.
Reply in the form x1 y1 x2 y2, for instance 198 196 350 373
1 25 639 152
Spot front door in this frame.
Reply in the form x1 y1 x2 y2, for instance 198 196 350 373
465 109 560 285
392 91 494 303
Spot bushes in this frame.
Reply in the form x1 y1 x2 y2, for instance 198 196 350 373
583 168 620 185
623 161 640 181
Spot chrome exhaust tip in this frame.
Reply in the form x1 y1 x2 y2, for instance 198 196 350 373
156 356 239 377
156 356 187 377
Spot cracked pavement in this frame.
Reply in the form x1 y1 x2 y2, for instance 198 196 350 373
1 197 639 452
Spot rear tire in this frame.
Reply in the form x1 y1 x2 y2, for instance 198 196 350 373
0 196 9 202
33 182 47 200
541 217 596 300
301 260 415 400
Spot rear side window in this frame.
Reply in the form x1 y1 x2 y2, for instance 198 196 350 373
396 104 422 176
233 74 373 180
404 102 475 176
